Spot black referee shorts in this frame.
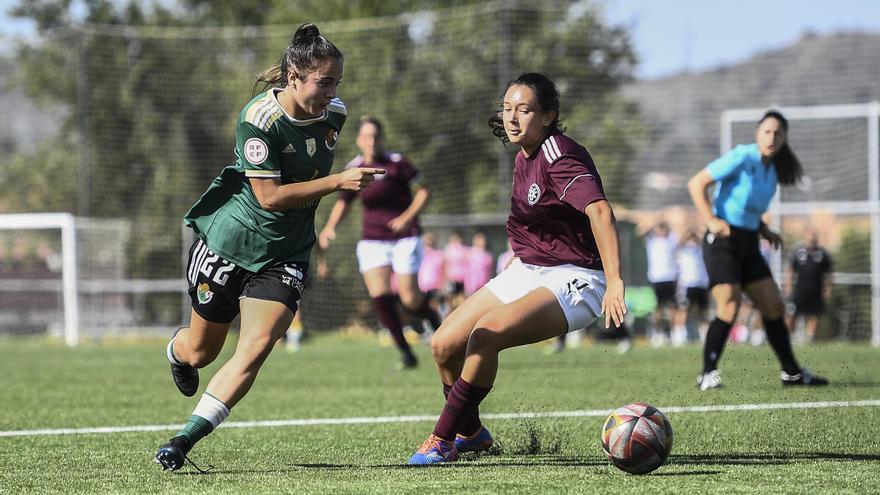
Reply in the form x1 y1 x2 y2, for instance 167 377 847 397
702 226 772 288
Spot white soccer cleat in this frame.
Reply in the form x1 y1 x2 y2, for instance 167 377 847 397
697 370 722 391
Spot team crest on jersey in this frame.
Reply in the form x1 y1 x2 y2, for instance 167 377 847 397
244 138 268 165
527 183 541 205
325 129 339 150
197 283 213 304
306 138 317 157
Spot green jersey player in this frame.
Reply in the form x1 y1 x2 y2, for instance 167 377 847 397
155 23 384 472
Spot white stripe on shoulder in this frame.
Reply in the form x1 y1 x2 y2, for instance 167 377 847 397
328 98 347 115
541 142 553 162
548 136 563 157
542 140 558 162
560 173 594 200
244 169 281 178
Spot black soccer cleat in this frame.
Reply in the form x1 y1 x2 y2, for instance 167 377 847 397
171 361 199 397
396 352 418 371
168 328 199 397
155 436 191 471
781 368 829 386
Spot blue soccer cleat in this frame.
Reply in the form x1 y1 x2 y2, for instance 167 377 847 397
408 434 459 465
454 426 494 453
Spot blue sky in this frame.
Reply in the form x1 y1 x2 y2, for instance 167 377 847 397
600 0 880 79
2 0 880 79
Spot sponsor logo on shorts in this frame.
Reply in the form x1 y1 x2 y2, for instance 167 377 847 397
197 282 214 304
527 183 541 205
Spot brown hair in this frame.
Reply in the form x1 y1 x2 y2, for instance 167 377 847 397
488 72 564 143
358 115 384 137
253 23 343 94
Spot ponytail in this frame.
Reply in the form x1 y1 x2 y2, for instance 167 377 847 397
253 23 343 95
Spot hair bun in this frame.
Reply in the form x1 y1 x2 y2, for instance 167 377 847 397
294 23 320 42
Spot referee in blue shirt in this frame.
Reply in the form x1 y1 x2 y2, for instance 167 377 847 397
687 110 828 390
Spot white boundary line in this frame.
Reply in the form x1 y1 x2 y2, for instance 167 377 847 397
2 399 878 438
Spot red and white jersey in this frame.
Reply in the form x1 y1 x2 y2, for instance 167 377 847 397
507 131 607 270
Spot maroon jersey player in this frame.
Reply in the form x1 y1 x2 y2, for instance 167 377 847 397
319 115 441 370
409 72 626 464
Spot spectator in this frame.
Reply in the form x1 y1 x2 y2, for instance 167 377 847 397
464 232 494 295
785 228 832 343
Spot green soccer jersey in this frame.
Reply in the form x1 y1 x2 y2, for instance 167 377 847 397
184 89 347 273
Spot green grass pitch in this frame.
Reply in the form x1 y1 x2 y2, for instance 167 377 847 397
1 334 878 494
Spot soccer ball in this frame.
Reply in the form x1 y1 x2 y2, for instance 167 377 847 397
601 402 673 474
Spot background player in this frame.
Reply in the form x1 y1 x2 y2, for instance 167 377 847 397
644 222 679 347
319 115 441 369
785 228 833 343
673 230 710 344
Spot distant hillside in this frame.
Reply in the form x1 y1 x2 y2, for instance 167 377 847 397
622 32 880 209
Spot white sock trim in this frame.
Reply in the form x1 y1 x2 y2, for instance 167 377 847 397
166 336 183 365
193 393 230 429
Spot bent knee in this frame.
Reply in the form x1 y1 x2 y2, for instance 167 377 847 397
467 325 504 353
431 333 464 366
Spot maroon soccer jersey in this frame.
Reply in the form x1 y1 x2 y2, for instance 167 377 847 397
507 131 607 270
339 152 422 241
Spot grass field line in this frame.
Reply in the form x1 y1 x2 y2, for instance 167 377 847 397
2 399 878 438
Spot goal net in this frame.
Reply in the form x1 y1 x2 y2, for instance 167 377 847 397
0 213 187 345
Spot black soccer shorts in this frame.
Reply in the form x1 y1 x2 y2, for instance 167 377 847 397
701 227 772 288
185 238 308 323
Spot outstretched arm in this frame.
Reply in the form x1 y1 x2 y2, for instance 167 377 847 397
250 167 385 212
585 200 625 328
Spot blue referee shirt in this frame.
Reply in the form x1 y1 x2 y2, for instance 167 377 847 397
705 143 777 231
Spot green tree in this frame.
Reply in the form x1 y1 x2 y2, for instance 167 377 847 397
6 0 643 328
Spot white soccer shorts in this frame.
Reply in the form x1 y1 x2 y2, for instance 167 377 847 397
484 259 606 332
356 236 424 274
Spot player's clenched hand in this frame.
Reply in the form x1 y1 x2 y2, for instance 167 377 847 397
707 217 731 238
318 227 335 250
602 277 626 329
337 167 385 192
387 215 413 233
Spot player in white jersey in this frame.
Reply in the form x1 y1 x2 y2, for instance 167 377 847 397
673 230 710 345
644 222 678 346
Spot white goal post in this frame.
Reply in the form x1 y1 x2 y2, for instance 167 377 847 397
721 102 880 347
0 213 79 346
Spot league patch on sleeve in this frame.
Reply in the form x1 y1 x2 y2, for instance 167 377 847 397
244 138 269 165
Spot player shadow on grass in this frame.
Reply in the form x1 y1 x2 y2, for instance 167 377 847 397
669 452 880 466
835 380 880 388
174 452 880 476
